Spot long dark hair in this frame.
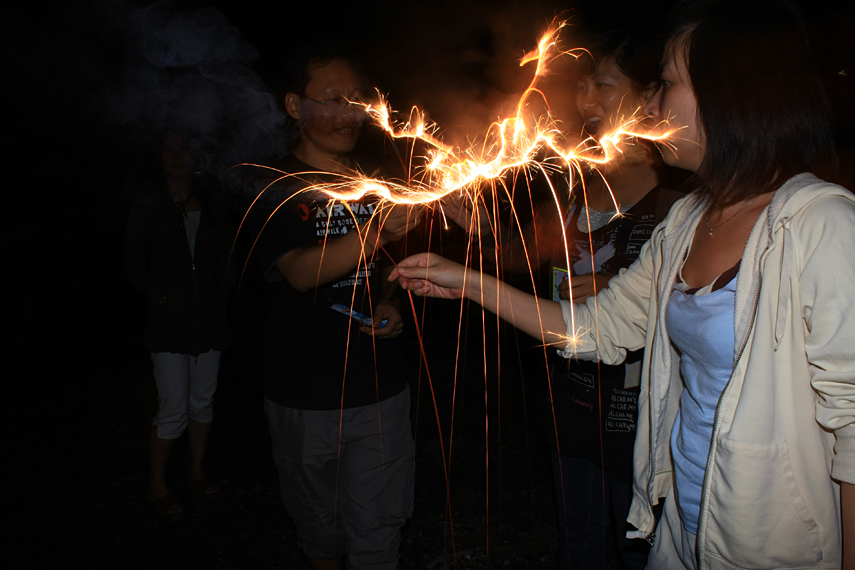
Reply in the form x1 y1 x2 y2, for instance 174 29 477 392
669 0 837 208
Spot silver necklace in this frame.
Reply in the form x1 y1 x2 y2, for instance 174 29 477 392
705 199 754 236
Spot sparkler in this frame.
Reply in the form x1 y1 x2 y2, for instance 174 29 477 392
318 21 677 204
266 20 678 342
240 18 678 256
237 21 681 565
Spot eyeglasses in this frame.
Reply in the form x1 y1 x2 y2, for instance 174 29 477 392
303 95 365 115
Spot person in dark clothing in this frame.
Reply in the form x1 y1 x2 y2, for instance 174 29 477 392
440 32 683 569
537 34 682 570
123 132 235 517
250 52 420 570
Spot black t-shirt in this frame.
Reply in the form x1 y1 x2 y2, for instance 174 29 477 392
545 185 680 481
252 156 406 410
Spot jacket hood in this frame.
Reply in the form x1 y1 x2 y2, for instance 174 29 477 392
767 173 854 234
662 173 851 238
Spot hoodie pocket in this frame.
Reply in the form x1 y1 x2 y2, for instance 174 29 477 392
703 437 823 568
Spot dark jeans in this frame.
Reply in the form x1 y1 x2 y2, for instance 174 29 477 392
552 451 650 570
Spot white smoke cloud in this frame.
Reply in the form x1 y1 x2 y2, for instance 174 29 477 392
106 0 285 168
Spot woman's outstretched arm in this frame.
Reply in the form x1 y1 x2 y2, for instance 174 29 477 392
390 252 569 349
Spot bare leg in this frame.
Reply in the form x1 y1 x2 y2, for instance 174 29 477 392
149 425 175 498
188 419 212 484
307 556 343 570
149 426 182 514
187 349 219 493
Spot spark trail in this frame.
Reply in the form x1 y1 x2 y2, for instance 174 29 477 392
272 20 678 343
236 20 681 566
320 21 677 205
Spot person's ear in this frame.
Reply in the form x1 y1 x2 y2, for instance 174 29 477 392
285 93 302 120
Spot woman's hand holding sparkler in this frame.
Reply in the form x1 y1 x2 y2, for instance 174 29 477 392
557 273 616 304
389 253 468 300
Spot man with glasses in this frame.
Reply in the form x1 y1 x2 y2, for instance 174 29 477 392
251 49 419 570
281 55 367 175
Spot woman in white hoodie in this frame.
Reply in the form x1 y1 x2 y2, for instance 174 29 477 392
390 0 854 567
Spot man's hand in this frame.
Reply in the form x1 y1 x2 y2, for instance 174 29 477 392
276 203 423 293
370 204 423 245
557 273 615 303
389 253 467 300
359 299 403 338
441 194 490 235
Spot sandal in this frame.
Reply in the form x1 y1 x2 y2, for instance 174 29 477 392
189 477 219 497
150 492 183 518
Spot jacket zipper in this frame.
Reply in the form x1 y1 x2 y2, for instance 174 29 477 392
181 215 199 296
695 247 767 569
182 212 202 357
643 232 668 546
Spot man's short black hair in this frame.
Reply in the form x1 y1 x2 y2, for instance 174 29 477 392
281 42 366 96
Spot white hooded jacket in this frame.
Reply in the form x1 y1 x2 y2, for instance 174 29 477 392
560 174 855 568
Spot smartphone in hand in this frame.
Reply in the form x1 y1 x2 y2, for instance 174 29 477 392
330 303 388 328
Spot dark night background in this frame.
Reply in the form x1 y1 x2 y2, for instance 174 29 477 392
4 1 853 568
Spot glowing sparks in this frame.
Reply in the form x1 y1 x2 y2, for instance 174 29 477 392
231 23 685 561
556 324 593 351
238 21 683 348
309 21 679 208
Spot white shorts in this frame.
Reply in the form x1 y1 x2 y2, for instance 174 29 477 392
151 350 221 439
